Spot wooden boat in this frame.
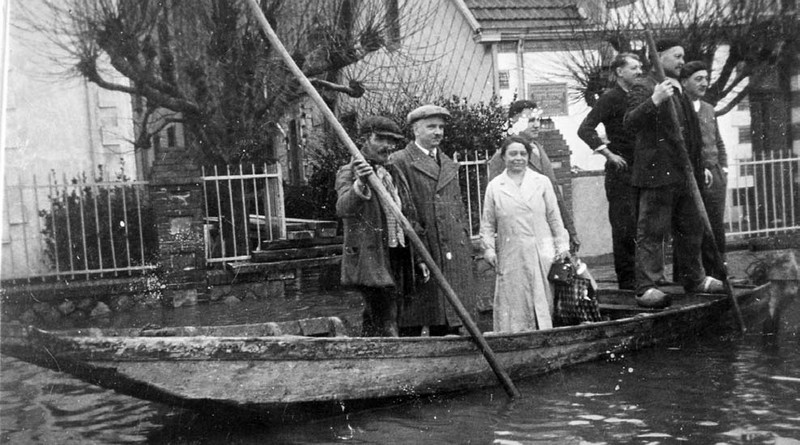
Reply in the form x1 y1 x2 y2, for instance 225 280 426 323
0 284 783 423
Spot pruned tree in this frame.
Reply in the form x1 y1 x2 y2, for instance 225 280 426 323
560 0 800 116
17 0 428 165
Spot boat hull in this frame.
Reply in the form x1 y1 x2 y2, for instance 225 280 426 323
0 285 779 422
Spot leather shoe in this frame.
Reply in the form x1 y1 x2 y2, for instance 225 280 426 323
692 276 726 294
636 288 671 309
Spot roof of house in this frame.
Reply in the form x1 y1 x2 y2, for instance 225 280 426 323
464 0 594 32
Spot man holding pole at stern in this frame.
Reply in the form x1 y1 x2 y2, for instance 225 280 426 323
336 116 408 337
624 40 725 308
388 105 479 336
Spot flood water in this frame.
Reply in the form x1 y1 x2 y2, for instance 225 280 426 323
2 291 800 444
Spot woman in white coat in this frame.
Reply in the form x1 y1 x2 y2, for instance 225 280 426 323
480 136 570 332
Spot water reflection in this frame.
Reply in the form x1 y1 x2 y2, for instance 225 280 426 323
2 298 799 443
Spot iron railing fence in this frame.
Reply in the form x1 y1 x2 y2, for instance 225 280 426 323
454 150 800 241
454 149 491 238
4 154 793 281
202 163 286 265
1 171 156 282
725 152 800 239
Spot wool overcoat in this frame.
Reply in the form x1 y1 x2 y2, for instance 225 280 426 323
388 143 478 327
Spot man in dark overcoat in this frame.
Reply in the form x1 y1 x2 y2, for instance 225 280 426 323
336 116 407 337
624 39 725 307
388 104 478 336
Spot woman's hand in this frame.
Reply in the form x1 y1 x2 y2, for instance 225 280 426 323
554 250 571 263
484 250 497 268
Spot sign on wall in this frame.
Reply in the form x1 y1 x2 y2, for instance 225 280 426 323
527 83 568 116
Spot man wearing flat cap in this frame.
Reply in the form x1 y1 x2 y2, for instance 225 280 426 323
487 100 581 254
388 104 478 336
672 61 728 282
336 116 407 336
624 39 725 308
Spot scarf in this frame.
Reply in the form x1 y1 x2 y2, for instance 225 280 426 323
374 165 405 248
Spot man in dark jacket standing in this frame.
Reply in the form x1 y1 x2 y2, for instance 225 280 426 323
336 116 407 337
578 53 642 290
388 105 478 336
677 61 729 280
624 40 725 307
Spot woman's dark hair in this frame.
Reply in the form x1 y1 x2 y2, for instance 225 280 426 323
499 135 532 157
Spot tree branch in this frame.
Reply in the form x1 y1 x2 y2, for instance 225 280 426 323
714 83 752 116
309 78 365 98
79 56 201 114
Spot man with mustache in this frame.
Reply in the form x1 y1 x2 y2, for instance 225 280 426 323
336 116 407 336
388 105 478 336
624 40 725 308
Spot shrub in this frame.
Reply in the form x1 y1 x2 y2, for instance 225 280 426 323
39 166 158 275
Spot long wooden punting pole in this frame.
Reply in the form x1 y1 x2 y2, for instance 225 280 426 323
244 0 521 398
644 30 745 334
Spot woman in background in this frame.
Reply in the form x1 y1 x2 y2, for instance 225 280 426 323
480 136 570 332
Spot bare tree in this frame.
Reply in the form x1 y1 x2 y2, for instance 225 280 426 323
561 0 800 116
17 0 427 164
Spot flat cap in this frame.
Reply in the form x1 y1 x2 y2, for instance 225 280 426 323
406 104 450 125
360 116 404 140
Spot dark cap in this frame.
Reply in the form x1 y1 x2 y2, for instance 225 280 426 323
359 116 404 140
655 39 682 53
508 100 538 119
679 61 708 80
406 104 450 125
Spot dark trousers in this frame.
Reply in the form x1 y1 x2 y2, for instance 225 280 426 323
360 286 399 337
605 168 637 289
636 184 704 294
672 166 728 281
702 165 727 279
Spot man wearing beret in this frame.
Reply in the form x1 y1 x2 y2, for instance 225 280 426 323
624 39 725 308
673 61 728 281
336 116 408 336
487 100 581 253
388 104 478 336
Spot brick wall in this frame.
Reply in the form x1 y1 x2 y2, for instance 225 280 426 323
148 145 206 306
538 128 573 215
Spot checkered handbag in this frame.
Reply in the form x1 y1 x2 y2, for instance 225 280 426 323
553 277 602 326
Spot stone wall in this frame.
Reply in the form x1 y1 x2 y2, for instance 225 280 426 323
0 275 164 327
